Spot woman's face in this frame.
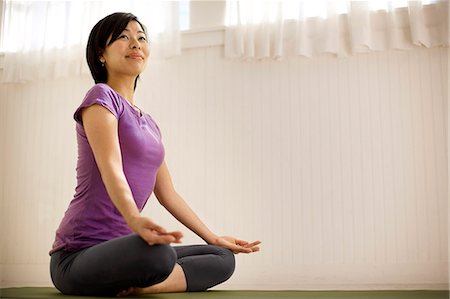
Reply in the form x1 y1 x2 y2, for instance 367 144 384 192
101 20 150 81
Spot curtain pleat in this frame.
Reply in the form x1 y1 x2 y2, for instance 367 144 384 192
225 0 449 60
1 0 181 83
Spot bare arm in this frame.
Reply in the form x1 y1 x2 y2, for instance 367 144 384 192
81 104 182 245
154 161 218 243
154 161 260 253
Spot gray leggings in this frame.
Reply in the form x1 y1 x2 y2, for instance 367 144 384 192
50 234 235 296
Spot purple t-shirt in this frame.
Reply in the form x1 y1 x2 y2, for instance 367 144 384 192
50 83 165 254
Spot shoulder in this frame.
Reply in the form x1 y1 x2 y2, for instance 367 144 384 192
74 83 125 124
85 83 120 102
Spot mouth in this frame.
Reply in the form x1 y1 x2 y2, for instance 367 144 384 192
126 54 144 60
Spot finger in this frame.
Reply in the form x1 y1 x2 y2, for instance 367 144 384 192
148 236 173 245
166 231 184 240
156 231 183 243
149 223 167 234
144 232 177 245
235 239 249 246
244 240 261 248
236 248 253 254
231 244 253 254
142 218 167 233
169 233 183 243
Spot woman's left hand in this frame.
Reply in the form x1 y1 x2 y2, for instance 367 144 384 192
213 236 261 254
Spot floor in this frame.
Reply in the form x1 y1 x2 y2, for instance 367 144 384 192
0 288 448 299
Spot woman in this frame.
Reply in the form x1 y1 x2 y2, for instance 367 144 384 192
49 12 260 297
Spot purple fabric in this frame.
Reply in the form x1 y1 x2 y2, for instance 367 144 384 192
50 83 165 254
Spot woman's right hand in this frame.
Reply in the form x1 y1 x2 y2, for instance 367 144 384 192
128 216 183 245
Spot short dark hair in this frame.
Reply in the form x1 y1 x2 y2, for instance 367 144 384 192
86 12 147 90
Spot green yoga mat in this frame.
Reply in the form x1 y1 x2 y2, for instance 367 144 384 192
0 288 449 299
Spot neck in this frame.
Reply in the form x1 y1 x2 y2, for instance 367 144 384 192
106 76 136 106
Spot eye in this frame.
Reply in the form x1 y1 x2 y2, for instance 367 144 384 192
118 34 129 40
139 36 147 42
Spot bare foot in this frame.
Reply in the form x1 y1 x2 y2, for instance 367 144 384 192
116 287 137 297
115 264 186 296
117 286 159 297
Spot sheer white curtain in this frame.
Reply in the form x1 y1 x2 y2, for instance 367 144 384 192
224 0 449 60
1 0 181 83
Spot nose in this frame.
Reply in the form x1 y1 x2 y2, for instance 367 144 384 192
129 37 141 49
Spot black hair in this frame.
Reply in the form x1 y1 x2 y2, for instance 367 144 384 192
86 12 147 90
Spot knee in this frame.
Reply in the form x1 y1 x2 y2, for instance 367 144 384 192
181 245 236 291
149 244 177 276
139 244 177 281
216 246 236 282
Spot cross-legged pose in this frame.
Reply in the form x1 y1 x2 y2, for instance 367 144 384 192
49 12 260 297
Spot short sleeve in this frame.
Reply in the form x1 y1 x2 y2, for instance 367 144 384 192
74 83 124 124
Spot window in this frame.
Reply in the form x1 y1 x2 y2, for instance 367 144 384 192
180 0 190 31
0 0 190 53
225 0 436 25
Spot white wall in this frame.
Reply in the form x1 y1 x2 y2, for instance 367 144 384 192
0 44 448 290
142 46 449 290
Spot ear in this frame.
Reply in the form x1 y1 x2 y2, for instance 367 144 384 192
99 56 105 64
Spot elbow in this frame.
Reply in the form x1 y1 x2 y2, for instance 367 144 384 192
155 194 165 206
154 189 178 207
